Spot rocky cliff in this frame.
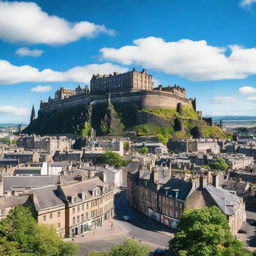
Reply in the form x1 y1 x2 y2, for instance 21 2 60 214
23 101 228 143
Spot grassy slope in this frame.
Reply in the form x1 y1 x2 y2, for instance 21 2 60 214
132 106 228 143
142 105 200 120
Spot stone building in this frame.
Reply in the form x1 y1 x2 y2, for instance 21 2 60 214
4 151 40 163
17 135 72 153
168 138 220 154
185 175 246 235
54 88 76 100
127 165 246 234
90 69 153 94
1 176 115 238
58 177 114 237
153 85 186 98
28 185 66 237
221 153 254 170
0 195 28 220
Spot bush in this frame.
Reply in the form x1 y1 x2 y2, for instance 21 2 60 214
88 239 150 256
0 206 78 256
96 151 128 167
209 157 229 171
136 146 149 154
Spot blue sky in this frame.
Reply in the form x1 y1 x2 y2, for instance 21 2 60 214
2 0 256 123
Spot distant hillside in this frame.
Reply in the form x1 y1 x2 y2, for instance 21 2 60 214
23 101 229 144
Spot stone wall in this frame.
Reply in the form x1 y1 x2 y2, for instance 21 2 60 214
39 90 193 115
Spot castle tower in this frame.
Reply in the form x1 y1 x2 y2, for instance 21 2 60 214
30 105 35 124
192 98 197 112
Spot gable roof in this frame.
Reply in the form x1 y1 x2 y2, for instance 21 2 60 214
30 185 65 211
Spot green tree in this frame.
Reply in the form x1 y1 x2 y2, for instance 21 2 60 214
0 206 78 256
97 151 128 167
170 206 252 256
88 239 150 256
136 146 149 154
209 157 229 171
123 141 130 151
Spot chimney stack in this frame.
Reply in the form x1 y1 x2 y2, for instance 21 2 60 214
199 175 207 189
152 167 159 184
212 173 219 188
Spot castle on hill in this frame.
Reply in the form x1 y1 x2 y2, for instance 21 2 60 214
38 68 196 116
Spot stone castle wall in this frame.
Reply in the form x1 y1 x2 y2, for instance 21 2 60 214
39 90 193 115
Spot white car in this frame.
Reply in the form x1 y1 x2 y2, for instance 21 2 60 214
122 215 131 221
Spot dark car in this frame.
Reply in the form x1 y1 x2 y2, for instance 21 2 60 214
154 248 165 255
238 229 247 234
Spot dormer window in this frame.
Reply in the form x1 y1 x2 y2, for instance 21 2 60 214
79 192 86 200
92 188 100 197
69 195 76 204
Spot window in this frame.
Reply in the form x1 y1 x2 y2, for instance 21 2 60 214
43 215 46 221
72 208 75 214
50 213 53 219
81 214 84 222
86 213 88 220
77 216 80 223
58 223 61 228
78 205 80 212
1 209 5 215
57 211 61 217
82 204 84 211
73 217 75 225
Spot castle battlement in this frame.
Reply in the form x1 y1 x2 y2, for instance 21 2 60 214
39 69 195 114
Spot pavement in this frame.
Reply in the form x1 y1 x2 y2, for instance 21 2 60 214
238 210 256 251
74 190 174 256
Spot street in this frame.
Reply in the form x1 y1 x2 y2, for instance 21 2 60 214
74 190 173 256
238 210 256 250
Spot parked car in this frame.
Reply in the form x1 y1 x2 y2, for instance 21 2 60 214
238 229 247 234
122 215 131 221
154 248 165 255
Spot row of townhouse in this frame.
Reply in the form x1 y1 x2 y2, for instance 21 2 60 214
0 177 114 238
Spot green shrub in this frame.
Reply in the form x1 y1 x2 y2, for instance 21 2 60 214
96 151 128 167
136 146 149 154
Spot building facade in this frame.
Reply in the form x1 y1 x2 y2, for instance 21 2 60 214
90 69 153 94
127 165 246 234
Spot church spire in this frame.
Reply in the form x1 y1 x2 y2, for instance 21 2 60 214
30 105 35 123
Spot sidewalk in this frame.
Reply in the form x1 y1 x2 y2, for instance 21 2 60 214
73 219 128 243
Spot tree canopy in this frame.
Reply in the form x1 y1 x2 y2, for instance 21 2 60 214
209 157 229 171
88 239 150 256
0 206 78 256
170 206 252 256
96 150 128 167
136 146 149 155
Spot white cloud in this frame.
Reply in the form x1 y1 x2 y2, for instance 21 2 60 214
239 86 256 94
16 47 43 57
211 96 237 104
0 106 29 116
153 78 161 87
100 37 256 81
0 60 128 85
31 85 52 92
247 96 256 101
240 0 256 7
0 1 115 45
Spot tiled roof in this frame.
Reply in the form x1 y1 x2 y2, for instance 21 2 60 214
159 178 192 201
30 185 65 211
205 184 242 216
0 195 28 209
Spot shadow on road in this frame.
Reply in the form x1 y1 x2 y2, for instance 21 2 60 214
114 190 176 235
